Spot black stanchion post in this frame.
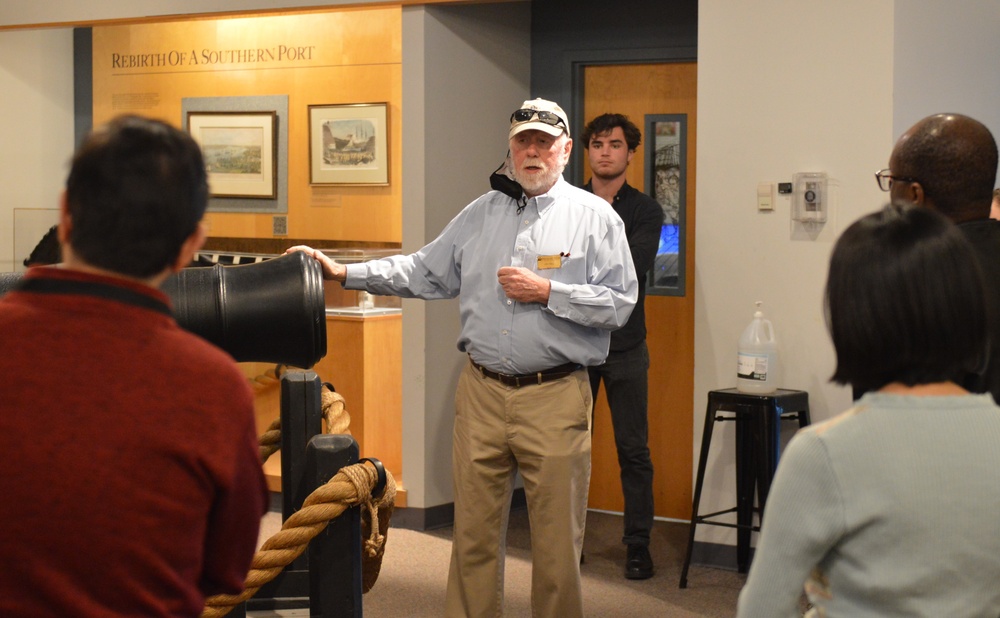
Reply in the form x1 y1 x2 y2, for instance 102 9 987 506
306 434 362 617
280 371 324 530
250 371 324 611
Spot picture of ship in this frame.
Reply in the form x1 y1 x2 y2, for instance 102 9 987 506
322 118 377 167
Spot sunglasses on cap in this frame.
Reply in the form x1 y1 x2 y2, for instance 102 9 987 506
510 109 566 129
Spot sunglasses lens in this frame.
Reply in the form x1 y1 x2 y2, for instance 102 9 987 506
510 109 565 129
512 109 534 122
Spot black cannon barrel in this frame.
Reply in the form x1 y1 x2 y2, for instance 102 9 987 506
0 251 328 368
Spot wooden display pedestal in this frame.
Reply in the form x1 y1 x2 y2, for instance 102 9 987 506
245 312 405 507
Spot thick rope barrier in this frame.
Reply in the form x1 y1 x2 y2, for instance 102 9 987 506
256 388 349 463
200 460 396 618
202 368 390 617
252 365 351 463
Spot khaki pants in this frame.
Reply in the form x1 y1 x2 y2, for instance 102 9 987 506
445 361 593 618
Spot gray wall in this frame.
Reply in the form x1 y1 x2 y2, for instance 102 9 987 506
0 29 74 273
693 0 895 553
893 0 1000 188
401 2 531 516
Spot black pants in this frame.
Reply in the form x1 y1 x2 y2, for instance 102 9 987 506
588 341 655 546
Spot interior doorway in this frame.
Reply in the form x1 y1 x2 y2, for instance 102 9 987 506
582 62 697 520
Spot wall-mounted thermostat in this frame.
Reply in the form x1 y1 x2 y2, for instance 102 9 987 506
791 172 828 223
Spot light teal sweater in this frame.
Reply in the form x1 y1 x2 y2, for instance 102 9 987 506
737 392 1000 617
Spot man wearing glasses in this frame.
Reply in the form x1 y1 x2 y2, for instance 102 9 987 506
878 112 1000 403
288 98 637 617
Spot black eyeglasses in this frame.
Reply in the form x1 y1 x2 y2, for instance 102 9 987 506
875 168 918 192
510 108 566 129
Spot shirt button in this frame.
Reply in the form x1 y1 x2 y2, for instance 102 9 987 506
516 246 524 252
502 330 509 335
506 299 512 305
523 220 531 225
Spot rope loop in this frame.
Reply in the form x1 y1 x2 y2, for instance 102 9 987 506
200 460 395 618
203 372 393 618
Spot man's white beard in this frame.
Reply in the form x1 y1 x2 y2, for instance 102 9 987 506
513 158 564 196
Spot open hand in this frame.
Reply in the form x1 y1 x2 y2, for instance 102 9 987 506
285 245 347 282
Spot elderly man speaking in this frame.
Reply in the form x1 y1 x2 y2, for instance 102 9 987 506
289 98 637 617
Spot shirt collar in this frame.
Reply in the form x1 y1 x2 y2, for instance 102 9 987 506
583 178 630 203
529 175 569 216
612 180 633 203
18 267 173 317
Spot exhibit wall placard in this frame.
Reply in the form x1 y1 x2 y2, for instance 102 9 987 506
91 8 403 244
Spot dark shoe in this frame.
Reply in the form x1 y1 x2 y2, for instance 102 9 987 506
625 544 654 580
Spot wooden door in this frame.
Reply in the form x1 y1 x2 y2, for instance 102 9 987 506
583 62 697 520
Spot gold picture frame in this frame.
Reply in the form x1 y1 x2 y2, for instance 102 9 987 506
308 103 389 185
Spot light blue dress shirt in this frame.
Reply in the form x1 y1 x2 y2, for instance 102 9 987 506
344 176 638 374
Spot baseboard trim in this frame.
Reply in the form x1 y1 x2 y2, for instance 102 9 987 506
690 540 753 572
391 488 527 531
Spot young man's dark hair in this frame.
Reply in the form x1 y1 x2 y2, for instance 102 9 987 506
826 202 988 393
64 115 209 278
580 113 642 150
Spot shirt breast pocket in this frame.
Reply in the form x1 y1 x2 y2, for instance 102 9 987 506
534 252 586 284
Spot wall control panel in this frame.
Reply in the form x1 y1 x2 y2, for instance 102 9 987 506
791 172 827 223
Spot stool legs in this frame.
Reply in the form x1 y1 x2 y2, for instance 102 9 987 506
680 390 810 588
735 406 758 573
679 399 719 588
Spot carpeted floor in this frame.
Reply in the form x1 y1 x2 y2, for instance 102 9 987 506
254 507 746 617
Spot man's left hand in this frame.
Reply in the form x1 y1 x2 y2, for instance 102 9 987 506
498 266 551 304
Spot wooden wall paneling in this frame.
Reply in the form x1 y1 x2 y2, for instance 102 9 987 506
316 318 369 452
90 7 407 505
314 315 405 505
244 314 404 506
359 315 403 482
247 314 406 507
583 62 697 520
243 361 284 492
90 8 403 245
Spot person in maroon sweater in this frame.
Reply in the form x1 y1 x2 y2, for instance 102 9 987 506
0 115 268 617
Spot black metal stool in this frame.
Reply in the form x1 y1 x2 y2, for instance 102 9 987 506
679 388 810 588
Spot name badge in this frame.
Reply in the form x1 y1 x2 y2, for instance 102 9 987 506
537 254 562 270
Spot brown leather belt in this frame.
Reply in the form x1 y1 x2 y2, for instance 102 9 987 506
470 357 582 388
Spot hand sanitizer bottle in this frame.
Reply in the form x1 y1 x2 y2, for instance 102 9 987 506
737 301 778 394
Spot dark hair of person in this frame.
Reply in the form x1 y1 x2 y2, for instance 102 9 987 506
23 225 61 267
894 114 998 220
580 113 641 151
825 203 989 393
64 115 209 278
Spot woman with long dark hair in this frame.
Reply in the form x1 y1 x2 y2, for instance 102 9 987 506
737 203 1000 617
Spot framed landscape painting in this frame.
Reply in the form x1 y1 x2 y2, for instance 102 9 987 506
187 111 277 199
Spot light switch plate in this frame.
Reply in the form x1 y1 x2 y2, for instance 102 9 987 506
757 182 774 211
